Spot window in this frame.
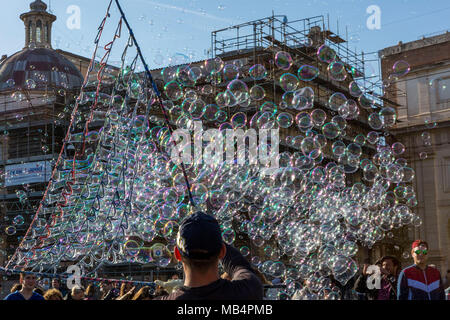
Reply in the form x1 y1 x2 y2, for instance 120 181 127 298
29 21 33 42
46 23 49 42
437 78 450 103
36 20 42 43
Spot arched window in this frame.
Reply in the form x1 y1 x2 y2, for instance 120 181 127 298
46 23 49 42
29 21 33 42
36 20 42 43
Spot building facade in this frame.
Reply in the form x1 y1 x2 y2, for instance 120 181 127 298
379 32 450 273
0 0 85 268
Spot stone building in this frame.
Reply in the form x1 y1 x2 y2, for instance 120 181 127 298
0 0 87 268
379 32 450 273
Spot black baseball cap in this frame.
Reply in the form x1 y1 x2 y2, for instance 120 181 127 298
176 211 223 260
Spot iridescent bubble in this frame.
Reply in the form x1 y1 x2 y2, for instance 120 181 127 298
331 115 347 131
152 244 172 267
223 64 240 81
204 57 224 75
231 112 247 129
298 65 319 81
5 226 16 236
322 122 340 139
202 85 213 95
222 228 236 245
240 246 250 257
260 101 277 116
379 107 397 127
227 79 249 104
25 79 36 89
328 61 347 81
368 113 383 130
391 142 405 156
164 81 183 100
269 261 286 277
328 92 347 111
392 60 410 77
249 64 267 80
279 73 299 91
311 109 327 126
317 45 336 63
277 112 294 128
349 81 363 97
293 87 314 110
366 131 379 145
358 94 374 110
13 215 24 226
296 112 313 131
124 240 141 257
249 85 266 101
190 183 209 204
275 51 293 70
6 79 15 87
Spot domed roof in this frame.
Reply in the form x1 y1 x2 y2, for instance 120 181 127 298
0 48 83 91
30 0 47 12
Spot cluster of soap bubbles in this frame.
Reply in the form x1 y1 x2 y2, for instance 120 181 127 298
3 33 420 300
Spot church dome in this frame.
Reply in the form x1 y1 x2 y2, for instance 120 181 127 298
30 0 47 12
0 48 83 91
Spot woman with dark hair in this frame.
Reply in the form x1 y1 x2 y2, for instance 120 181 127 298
354 255 401 300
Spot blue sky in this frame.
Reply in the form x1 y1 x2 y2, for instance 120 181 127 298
1 0 449 69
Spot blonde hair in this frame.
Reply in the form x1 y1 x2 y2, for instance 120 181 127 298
44 288 63 300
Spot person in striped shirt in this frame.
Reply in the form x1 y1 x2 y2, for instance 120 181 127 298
397 240 445 300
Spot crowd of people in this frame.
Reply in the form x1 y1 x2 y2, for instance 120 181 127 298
2 213 449 301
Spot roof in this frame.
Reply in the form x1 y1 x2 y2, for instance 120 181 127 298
379 31 450 57
0 48 83 91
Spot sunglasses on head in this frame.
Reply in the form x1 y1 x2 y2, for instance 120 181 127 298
414 249 428 255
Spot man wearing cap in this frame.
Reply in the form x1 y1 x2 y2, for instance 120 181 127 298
156 212 263 300
397 240 446 300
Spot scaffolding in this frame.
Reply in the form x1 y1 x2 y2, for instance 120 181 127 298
210 14 411 262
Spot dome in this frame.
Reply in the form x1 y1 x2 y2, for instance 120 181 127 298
0 48 83 91
30 0 47 12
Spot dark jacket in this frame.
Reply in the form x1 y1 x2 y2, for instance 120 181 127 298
156 244 263 300
354 273 398 300
397 264 445 300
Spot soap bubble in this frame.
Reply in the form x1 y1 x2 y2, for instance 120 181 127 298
317 45 336 63
4 23 422 301
279 73 299 91
5 226 16 236
275 51 293 70
392 60 410 77
249 64 267 80
328 61 347 81
13 215 25 226
6 79 15 87
222 228 236 245
298 65 319 81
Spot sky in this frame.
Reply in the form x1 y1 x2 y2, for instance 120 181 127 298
1 0 450 70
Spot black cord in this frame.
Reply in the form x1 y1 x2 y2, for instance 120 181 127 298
114 0 196 208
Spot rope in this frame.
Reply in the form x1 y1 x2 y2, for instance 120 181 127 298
114 0 196 208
